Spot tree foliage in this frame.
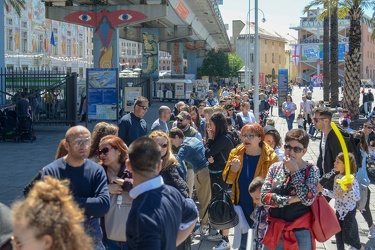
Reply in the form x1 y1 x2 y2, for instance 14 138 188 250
4 0 26 17
200 49 230 79
228 53 244 77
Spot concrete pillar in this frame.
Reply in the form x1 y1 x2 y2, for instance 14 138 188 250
92 14 120 69
141 28 159 79
187 50 197 76
0 1 5 104
197 57 204 70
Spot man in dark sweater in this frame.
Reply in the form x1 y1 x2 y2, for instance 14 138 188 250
118 96 148 146
126 137 198 250
42 125 110 250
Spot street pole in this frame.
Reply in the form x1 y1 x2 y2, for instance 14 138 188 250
254 0 260 119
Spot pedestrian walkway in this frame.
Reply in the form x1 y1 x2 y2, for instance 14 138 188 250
0 86 374 249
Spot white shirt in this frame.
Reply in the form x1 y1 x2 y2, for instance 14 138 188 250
297 118 304 127
300 99 313 114
239 111 256 124
322 174 360 220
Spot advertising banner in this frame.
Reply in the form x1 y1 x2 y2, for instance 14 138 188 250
86 68 118 120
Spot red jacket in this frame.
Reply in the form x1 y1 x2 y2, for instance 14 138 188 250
262 211 315 250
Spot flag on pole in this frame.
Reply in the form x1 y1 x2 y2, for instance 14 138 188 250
50 31 56 46
292 45 300 65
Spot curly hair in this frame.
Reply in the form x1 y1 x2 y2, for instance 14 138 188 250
11 176 92 250
98 135 129 165
336 152 357 175
149 130 179 171
89 122 118 159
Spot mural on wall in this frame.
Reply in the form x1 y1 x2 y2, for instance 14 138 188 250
65 9 147 68
32 0 45 31
141 28 159 76
171 42 183 74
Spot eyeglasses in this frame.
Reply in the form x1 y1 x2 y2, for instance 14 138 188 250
365 126 374 129
241 134 258 140
97 146 112 156
177 118 183 122
71 137 91 147
159 143 168 148
228 109 234 111
313 117 325 123
284 144 304 153
137 104 149 110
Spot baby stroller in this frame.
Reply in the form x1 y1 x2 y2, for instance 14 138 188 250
0 110 19 142
18 116 36 142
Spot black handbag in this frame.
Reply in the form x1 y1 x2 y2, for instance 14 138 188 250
202 164 239 230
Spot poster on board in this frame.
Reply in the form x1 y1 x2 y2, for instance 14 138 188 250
123 87 142 112
175 82 184 96
86 68 118 121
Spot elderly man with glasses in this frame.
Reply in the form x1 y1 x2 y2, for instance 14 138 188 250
118 96 149 146
42 125 110 250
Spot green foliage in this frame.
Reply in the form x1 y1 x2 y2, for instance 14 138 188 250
228 53 244 77
200 49 230 78
4 0 26 17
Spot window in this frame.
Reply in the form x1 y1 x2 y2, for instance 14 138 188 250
53 28 58 34
265 53 267 63
53 38 58 55
67 31 71 37
21 21 27 28
272 53 274 63
250 53 254 62
67 39 72 56
21 31 27 53
279 55 281 64
272 41 274 45
79 41 83 57
6 18 12 25
6 29 13 51
264 40 267 44
38 34 44 53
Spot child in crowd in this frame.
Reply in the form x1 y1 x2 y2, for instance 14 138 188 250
297 114 304 129
320 152 369 250
249 177 268 250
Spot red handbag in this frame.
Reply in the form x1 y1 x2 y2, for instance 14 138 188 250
310 194 341 242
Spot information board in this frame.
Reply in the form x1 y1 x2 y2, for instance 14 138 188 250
278 69 289 117
123 87 142 112
86 68 118 121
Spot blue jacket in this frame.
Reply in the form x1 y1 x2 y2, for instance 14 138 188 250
175 137 208 173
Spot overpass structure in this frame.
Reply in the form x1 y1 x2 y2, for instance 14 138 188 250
42 0 231 76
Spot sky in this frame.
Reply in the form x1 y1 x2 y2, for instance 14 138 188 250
218 0 373 41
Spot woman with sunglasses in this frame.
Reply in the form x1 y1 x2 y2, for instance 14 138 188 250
223 123 278 250
89 122 118 163
261 129 319 250
97 135 132 250
224 103 243 130
149 131 189 198
282 95 297 130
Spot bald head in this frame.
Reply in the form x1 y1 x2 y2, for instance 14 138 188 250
65 125 91 142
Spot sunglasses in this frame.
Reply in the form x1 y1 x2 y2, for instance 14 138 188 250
71 137 91 147
284 144 304 153
177 118 184 122
97 147 111 156
313 117 325 123
365 126 374 129
228 109 234 111
137 104 148 110
159 143 168 148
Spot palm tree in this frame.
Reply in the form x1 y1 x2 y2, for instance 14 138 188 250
330 4 339 108
4 0 26 17
305 0 375 119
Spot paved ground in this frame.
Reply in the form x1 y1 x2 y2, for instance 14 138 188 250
1 86 374 249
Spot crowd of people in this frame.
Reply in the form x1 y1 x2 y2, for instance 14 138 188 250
1 84 375 250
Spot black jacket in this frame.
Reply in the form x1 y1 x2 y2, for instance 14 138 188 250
160 163 189 198
205 133 235 172
317 129 343 190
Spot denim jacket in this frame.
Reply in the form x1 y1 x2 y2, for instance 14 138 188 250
175 137 208 173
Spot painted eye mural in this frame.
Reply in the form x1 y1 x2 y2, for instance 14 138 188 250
64 9 147 68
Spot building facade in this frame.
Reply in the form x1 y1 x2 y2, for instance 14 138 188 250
290 9 375 84
236 22 288 85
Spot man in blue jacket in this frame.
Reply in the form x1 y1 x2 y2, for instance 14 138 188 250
42 125 110 250
126 137 197 249
169 127 211 235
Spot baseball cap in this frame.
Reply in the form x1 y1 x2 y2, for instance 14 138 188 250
176 111 191 121
263 125 277 134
